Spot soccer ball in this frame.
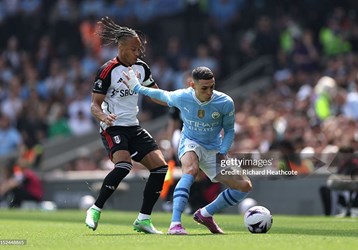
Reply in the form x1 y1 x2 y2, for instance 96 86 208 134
244 206 273 233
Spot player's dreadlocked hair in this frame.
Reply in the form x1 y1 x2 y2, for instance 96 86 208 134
96 16 147 57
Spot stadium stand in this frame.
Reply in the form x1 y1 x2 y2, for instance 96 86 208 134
1 0 358 214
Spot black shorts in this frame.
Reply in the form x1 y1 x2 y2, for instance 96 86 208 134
101 125 159 162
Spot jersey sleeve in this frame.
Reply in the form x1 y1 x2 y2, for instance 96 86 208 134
134 85 183 107
136 60 155 87
92 64 112 95
219 97 235 154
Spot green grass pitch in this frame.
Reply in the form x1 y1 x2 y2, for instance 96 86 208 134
0 209 357 250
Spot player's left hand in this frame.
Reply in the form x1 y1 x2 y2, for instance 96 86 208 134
216 153 228 161
122 67 140 90
216 153 228 167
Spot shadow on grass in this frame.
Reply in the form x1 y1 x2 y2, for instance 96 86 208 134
272 226 358 238
85 233 214 237
0 210 139 225
208 223 358 238
85 233 140 236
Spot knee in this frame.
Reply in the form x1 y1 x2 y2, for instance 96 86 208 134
182 165 199 177
232 179 252 193
240 180 252 193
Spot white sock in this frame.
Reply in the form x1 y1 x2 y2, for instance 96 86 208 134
200 208 213 217
137 213 151 220
91 204 101 211
170 221 181 228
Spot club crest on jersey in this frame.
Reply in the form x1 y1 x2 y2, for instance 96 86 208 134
95 79 102 89
188 144 196 149
113 135 121 144
212 112 220 119
197 109 205 118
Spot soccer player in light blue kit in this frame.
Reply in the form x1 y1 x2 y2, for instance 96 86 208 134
124 66 252 235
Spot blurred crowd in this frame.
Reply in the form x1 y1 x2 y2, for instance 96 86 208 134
0 0 358 174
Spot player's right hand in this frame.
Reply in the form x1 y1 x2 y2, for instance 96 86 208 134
123 67 140 90
102 113 117 126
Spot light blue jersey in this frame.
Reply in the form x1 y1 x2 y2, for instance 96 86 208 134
134 86 235 154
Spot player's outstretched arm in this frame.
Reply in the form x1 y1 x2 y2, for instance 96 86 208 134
219 101 235 154
122 67 141 90
123 67 171 104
